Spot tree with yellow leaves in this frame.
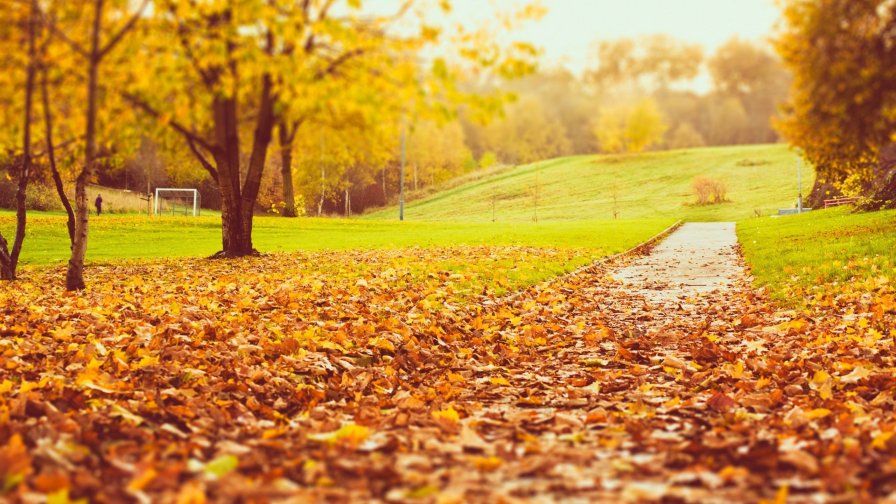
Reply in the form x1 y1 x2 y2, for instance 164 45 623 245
774 0 896 206
594 98 667 154
0 0 39 280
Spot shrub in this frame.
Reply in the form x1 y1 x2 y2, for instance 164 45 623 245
692 176 728 205
479 152 498 169
0 175 64 212
26 184 64 211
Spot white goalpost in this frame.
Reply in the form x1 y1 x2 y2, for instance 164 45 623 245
154 188 201 216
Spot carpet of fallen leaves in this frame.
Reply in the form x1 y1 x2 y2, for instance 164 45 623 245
1 244 895 503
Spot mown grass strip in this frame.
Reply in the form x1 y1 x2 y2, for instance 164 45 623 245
737 207 896 307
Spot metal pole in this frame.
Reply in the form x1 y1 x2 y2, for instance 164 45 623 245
797 155 803 213
399 120 406 221
318 133 325 216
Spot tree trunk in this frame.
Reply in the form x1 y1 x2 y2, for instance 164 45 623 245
870 142 896 208
66 173 90 290
219 190 245 255
208 71 275 258
211 94 248 257
2 0 39 281
318 134 326 216
66 0 103 291
278 122 297 217
42 68 75 245
805 174 841 209
0 235 12 280
344 188 350 216
238 74 276 252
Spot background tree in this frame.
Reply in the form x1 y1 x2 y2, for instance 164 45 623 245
774 0 896 206
127 0 359 257
406 120 472 190
589 35 703 93
705 96 750 146
39 0 148 290
0 0 39 280
593 98 667 154
709 37 790 144
667 122 705 149
475 95 571 164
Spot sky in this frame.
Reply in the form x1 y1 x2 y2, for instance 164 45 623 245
392 0 783 92
484 0 780 72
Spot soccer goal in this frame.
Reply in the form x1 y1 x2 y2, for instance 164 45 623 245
154 188 201 216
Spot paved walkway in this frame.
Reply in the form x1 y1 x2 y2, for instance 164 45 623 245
613 222 741 303
401 221 770 502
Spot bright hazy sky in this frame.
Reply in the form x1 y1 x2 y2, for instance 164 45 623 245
378 0 783 92
476 0 781 73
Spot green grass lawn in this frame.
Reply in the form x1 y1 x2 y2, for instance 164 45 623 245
737 207 896 306
0 211 673 272
366 144 811 223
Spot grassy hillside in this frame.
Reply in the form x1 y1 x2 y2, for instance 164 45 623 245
366 144 812 222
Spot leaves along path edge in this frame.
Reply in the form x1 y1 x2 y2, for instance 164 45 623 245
1 224 895 502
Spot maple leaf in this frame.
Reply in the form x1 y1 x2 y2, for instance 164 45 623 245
307 423 371 448
707 391 737 412
0 434 31 493
839 366 871 384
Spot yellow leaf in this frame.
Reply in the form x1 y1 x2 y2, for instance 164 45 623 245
136 355 160 369
432 405 460 424
728 361 745 379
369 337 395 352
307 423 370 447
127 467 157 492
662 396 681 409
840 366 870 384
447 372 464 383
805 408 831 420
18 379 37 395
469 455 502 472
871 431 894 451
490 376 510 386
774 484 789 504
810 370 833 400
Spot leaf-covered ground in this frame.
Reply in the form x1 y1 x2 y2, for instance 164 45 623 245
1 243 895 502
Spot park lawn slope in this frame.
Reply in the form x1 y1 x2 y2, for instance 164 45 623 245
738 207 896 307
366 144 811 223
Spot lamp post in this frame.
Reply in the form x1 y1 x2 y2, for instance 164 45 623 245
796 148 803 213
399 119 406 221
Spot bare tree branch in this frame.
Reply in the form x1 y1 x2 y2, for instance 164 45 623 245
40 11 89 59
314 47 366 79
318 0 336 22
98 0 150 59
171 6 219 89
120 91 216 153
186 137 219 182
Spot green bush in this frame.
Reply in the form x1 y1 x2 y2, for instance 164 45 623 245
0 172 63 212
479 152 498 169
26 184 64 211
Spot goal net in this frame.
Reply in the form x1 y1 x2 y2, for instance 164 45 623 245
154 188 201 216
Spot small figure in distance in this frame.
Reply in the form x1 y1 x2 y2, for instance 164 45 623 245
95 194 103 216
